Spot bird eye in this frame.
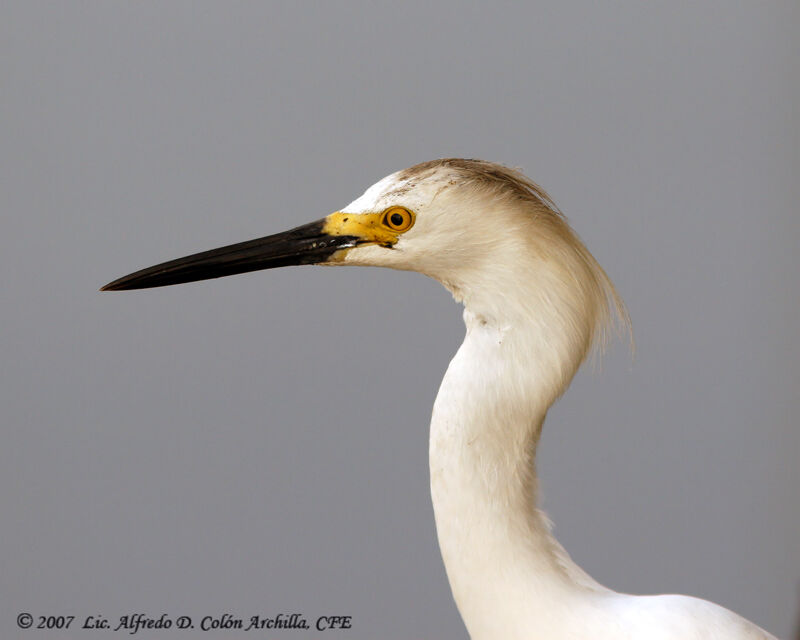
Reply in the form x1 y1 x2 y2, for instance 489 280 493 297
382 206 414 232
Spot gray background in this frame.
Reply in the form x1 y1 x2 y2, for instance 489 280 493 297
1 2 798 639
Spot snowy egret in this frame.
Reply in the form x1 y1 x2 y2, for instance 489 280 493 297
103 159 776 639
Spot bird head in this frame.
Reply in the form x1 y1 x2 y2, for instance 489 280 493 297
102 158 626 363
103 159 576 292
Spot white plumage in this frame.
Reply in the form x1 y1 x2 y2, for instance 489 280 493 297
335 159 776 639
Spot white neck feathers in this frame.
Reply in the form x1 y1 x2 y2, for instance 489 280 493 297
428 220 621 639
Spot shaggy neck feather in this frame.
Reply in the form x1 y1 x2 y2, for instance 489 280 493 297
429 251 608 639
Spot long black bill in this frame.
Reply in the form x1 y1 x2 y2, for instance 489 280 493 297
101 219 357 291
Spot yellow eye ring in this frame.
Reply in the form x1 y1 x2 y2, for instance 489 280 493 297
382 206 414 232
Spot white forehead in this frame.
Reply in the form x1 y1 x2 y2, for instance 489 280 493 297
341 167 454 214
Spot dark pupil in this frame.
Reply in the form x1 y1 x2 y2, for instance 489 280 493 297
390 213 405 227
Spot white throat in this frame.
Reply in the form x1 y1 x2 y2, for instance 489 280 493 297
429 280 608 639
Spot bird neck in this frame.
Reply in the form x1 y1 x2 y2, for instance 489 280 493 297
430 283 608 638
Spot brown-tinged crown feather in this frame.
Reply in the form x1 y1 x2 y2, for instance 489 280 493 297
397 158 631 356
